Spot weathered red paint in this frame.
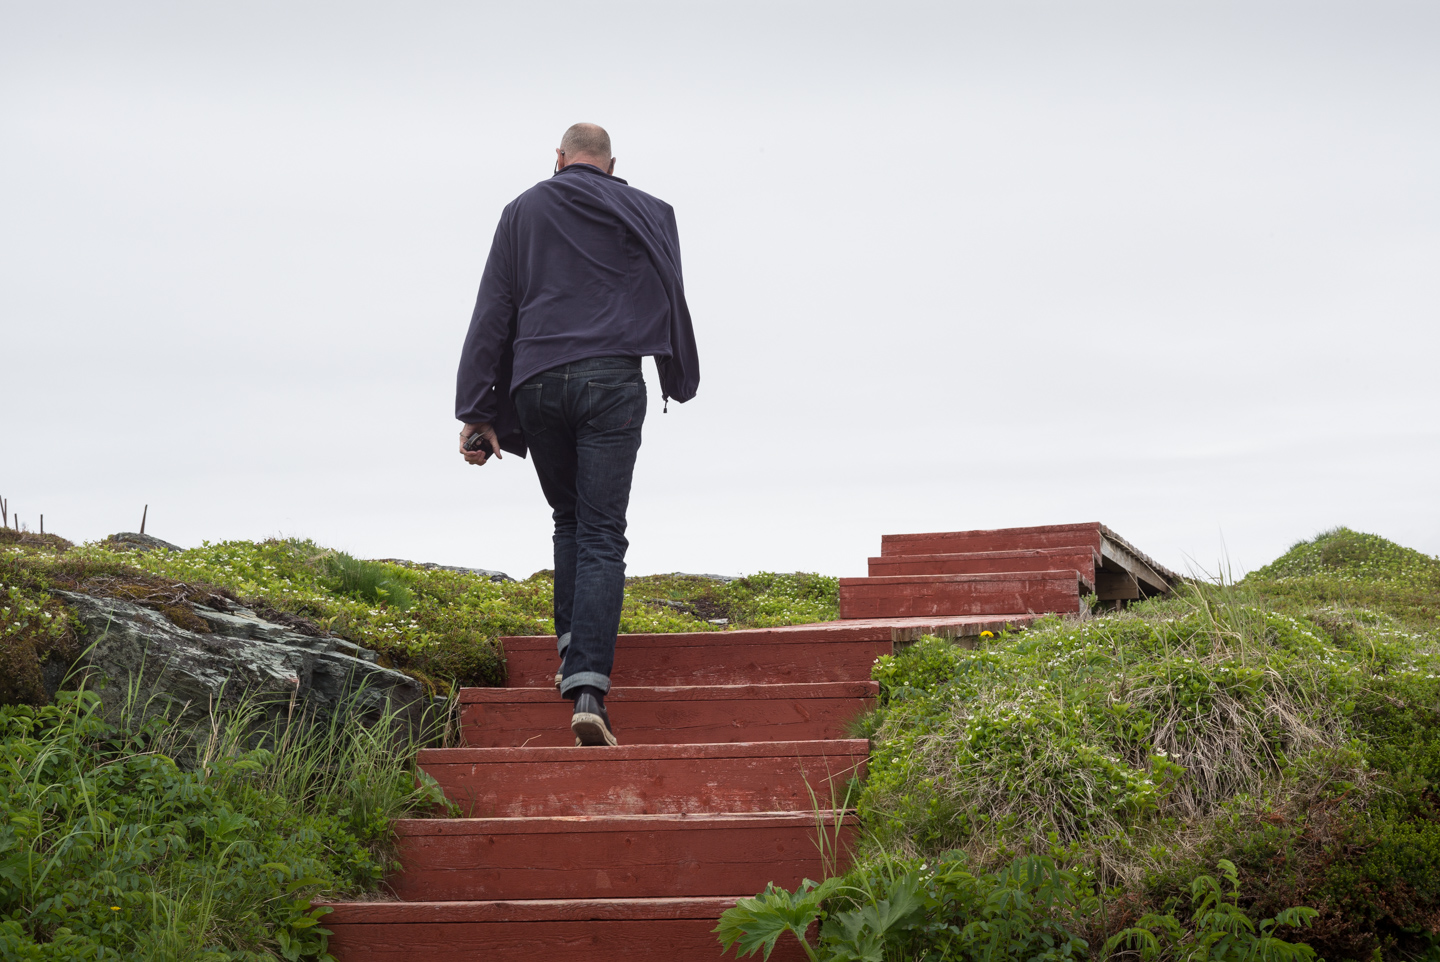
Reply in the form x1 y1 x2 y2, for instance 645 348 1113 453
460 681 877 747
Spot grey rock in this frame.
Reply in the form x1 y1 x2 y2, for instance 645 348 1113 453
105 531 183 553
375 558 515 582
56 591 430 733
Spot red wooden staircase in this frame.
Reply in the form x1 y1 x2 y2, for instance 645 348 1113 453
322 522 1175 959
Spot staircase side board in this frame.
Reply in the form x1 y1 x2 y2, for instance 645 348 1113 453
324 919 809 961
423 746 868 817
460 691 875 747
393 812 854 837
1098 526 1181 593
463 681 877 703
418 739 870 765
388 819 857 901
839 578 1084 620
868 547 1100 581
880 522 1102 557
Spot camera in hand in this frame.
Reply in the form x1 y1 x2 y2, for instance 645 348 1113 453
463 432 495 457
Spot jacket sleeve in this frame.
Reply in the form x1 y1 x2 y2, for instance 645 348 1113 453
455 214 517 426
656 205 700 404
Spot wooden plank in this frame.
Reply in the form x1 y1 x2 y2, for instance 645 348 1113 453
460 682 877 748
392 812 845 836
838 572 1086 619
419 740 870 818
322 896 755 924
867 547 1099 582
502 617 1036 688
842 570 1094 592
325 918 809 961
420 739 870 765
1095 569 1141 601
463 682 877 704
1099 537 1172 595
880 522 1102 558
1098 524 1182 589
387 812 857 901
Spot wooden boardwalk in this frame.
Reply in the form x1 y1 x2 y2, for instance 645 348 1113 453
321 522 1174 958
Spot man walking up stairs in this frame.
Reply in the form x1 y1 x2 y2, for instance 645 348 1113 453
321 523 1174 957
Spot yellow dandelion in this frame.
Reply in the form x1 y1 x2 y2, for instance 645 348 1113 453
979 630 994 639
111 906 120 911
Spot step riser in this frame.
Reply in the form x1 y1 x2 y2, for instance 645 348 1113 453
503 639 892 688
868 551 1097 581
840 579 1082 619
421 749 868 818
390 821 855 900
461 694 874 747
881 525 1101 558
325 920 809 960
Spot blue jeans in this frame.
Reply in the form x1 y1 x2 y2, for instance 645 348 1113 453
514 356 646 696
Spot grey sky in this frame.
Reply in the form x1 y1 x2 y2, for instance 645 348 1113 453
3 1 1437 579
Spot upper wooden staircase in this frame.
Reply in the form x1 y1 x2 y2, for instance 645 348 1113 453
321 522 1176 959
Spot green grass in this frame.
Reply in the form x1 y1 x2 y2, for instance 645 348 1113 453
1 531 838 700
776 527 1440 962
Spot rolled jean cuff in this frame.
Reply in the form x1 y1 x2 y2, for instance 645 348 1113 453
559 671 610 696
556 631 572 657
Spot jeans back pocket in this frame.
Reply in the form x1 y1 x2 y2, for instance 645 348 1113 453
515 381 551 436
584 376 646 433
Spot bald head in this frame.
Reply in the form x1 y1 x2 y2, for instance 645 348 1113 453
557 123 614 173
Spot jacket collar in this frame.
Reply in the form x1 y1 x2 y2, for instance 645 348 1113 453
554 163 628 185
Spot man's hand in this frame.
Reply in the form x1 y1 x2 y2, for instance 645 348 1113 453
459 422 503 466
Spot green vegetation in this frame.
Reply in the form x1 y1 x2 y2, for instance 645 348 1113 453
724 527 1440 961
0 527 838 959
718 855 1318 962
1 530 839 699
0 685 449 960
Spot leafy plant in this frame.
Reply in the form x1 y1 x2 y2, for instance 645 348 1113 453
320 551 415 611
1105 859 1317 962
718 854 1096 962
717 876 845 961
0 681 445 959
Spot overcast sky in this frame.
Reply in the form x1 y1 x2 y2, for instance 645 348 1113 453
3 1 1436 580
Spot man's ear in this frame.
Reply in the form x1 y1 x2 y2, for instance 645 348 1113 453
606 157 616 175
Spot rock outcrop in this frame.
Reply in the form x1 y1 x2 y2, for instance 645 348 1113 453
57 591 433 732
375 559 515 582
103 531 183 553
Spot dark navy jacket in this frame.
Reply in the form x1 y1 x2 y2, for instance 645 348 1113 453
455 163 699 456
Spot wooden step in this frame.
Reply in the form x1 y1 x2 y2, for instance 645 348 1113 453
880 521 1102 558
420 740 870 818
387 812 856 901
321 897 808 960
460 682 877 747
501 625 891 688
500 617 1035 688
867 546 1099 582
838 570 1090 619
